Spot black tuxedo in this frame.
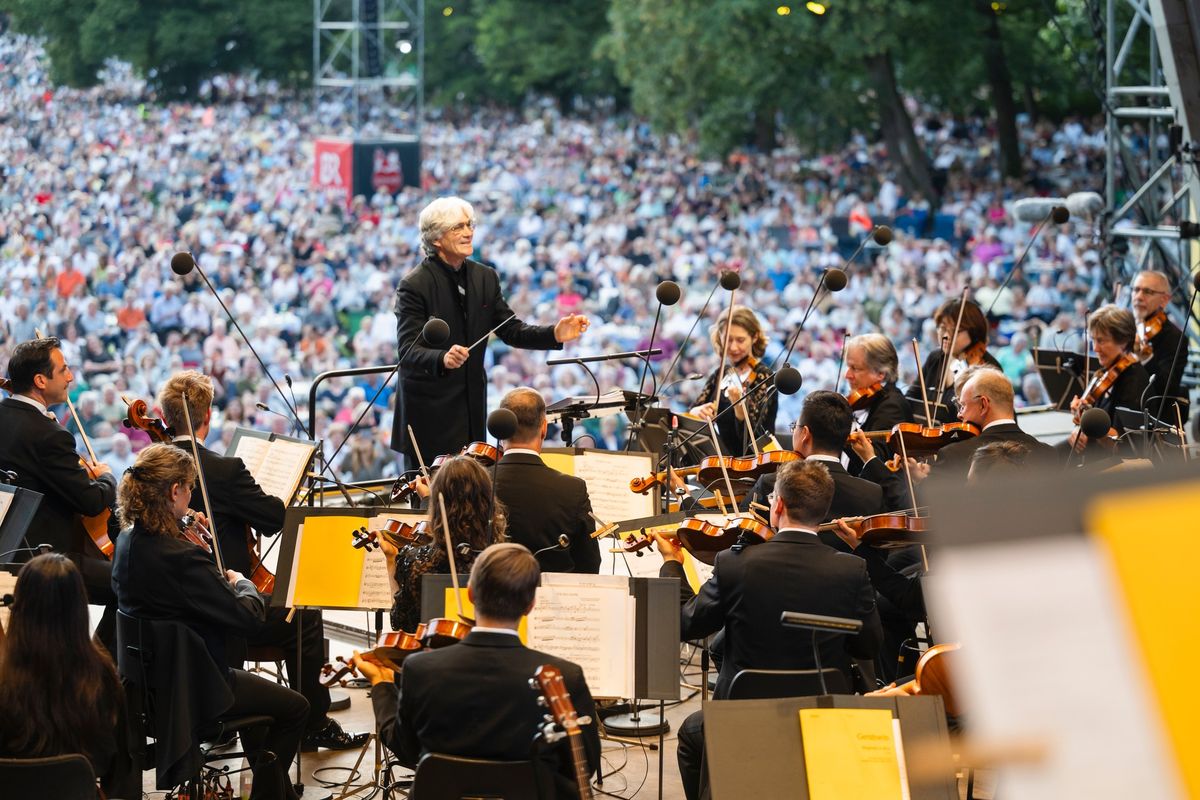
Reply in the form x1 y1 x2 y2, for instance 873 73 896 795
750 459 886 552
662 530 882 698
174 440 286 577
390 256 561 460
848 382 913 473
1145 316 1187 420
1093 361 1151 437
493 452 600 573
174 439 330 731
934 421 1057 478
373 630 600 798
0 396 118 646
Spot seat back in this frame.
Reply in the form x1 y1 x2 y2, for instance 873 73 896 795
0 754 97 800
727 668 849 700
412 752 552 800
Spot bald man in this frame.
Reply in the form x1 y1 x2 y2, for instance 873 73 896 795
932 366 1056 476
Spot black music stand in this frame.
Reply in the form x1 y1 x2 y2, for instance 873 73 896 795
1032 348 1100 411
0 484 44 558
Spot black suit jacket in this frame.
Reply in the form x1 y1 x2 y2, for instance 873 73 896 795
906 349 1002 423
0 397 117 586
662 530 882 698
848 382 914 473
933 421 1057 478
1094 361 1151 436
493 452 600 573
174 441 286 577
1145 316 1186 419
750 459 886 553
390 256 561 460
373 630 600 798
111 523 266 674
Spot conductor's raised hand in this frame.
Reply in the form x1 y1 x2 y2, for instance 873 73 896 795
554 314 590 343
443 344 470 370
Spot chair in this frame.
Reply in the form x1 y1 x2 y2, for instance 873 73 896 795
116 610 273 793
0 754 98 800
411 752 554 800
727 668 849 700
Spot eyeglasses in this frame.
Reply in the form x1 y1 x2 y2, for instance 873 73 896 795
950 394 983 413
789 421 800 431
1131 286 1166 296
446 220 476 234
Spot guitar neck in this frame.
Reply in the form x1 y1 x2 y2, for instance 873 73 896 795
566 728 592 799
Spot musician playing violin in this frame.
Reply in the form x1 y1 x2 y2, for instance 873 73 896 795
844 333 913 472
158 371 367 752
1067 306 1149 452
1131 270 1187 422
905 299 1001 424
381 456 506 633
688 306 777 456
355 544 600 797
0 338 119 652
654 459 881 800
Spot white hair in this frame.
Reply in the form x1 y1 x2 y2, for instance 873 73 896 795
419 196 475 256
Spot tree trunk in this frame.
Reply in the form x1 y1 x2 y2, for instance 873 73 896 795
865 51 939 206
975 0 1022 178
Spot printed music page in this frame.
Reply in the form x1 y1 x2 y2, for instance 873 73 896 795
799 708 908 800
356 547 394 610
227 429 316 504
927 535 1182 800
0 489 13 530
527 573 636 698
573 450 655 525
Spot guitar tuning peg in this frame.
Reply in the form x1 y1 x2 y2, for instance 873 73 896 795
527 678 538 690
576 715 592 726
543 714 554 724
536 696 547 707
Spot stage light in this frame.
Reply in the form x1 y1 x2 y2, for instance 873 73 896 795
777 5 791 15
806 2 827 15
396 40 413 54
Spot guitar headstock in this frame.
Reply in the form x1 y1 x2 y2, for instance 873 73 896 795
532 664 579 733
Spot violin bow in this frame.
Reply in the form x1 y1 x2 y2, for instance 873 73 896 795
933 288 970 410
733 359 760 458
892 429 929 573
406 424 431 479
711 292 739 419
705 417 740 514
911 338 935 427
180 385 226 573
436 492 468 623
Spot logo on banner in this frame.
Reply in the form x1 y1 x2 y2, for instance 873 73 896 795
372 149 404 194
318 152 345 187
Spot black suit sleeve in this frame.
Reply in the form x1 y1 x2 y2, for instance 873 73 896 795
858 546 925 621
845 560 884 661
173 545 267 632
44 426 118 516
1148 322 1186 397
858 457 913 511
373 680 421 768
395 273 448 376
662 559 726 642
569 482 601 574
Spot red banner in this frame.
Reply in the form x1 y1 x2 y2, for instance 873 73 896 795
313 139 353 204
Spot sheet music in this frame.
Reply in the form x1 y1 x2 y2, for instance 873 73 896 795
231 435 270 474
0 490 13 531
357 547 395 610
574 450 655 526
253 438 314 503
527 573 636 698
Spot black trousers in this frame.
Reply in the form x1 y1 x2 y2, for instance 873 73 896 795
227 669 309 800
677 709 708 800
79 553 118 655
246 607 329 732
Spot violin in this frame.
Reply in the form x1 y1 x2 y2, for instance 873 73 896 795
818 512 928 548
1134 309 1166 363
352 518 431 551
422 617 473 648
122 396 175 444
845 381 883 411
320 625 427 687
857 422 980 457
179 513 214 553
390 442 502 503
1073 352 1138 423
630 450 800 496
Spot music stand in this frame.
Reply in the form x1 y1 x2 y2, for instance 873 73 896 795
0 484 43 559
1032 348 1099 411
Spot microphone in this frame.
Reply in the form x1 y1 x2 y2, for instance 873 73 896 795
656 280 682 306
661 372 705 396
531 534 571 560
872 226 894 246
171 251 196 276
626 280 685 450
255 402 297 435
1080 407 1112 440
719 270 741 291
774 366 804 396
486 408 518 441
